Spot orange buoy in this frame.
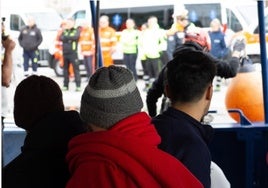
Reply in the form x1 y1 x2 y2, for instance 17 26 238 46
225 57 264 122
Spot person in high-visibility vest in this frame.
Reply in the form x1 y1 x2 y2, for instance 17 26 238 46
79 20 95 78
139 16 166 84
54 20 74 78
120 18 140 81
60 18 81 91
99 15 117 67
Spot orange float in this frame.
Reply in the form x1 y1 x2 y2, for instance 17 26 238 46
225 58 264 122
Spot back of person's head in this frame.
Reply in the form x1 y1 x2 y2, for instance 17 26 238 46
173 41 204 57
80 65 143 129
14 75 64 131
167 49 217 103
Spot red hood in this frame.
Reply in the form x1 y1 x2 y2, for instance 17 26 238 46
66 112 203 188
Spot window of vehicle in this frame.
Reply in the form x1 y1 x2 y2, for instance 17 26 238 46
100 5 173 31
253 14 268 34
226 8 243 32
235 4 258 27
25 11 62 31
185 3 221 28
72 10 86 20
10 14 25 31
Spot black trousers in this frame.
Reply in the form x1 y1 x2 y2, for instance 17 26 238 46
63 53 81 88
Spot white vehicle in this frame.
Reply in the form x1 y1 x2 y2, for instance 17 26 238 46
2 7 62 67
68 0 264 70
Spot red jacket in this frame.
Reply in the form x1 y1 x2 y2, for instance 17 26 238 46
66 112 203 188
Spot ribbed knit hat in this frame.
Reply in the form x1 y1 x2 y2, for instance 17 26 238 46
80 66 143 129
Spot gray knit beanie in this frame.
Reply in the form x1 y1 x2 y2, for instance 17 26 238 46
80 66 143 129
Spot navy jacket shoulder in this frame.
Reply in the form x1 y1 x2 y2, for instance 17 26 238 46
152 107 214 188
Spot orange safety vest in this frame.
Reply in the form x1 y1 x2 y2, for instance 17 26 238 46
54 28 64 66
79 26 94 56
99 26 117 67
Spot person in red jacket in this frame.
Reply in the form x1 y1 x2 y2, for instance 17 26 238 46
66 65 203 188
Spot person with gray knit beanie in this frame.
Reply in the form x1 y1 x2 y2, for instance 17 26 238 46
66 65 203 188
80 65 143 129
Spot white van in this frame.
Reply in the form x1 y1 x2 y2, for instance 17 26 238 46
2 7 62 67
68 0 263 69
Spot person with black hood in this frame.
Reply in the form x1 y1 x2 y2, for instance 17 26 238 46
18 16 43 77
2 75 86 188
146 36 245 117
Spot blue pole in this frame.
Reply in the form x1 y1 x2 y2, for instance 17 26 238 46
257 1 268 124
89 0 103 68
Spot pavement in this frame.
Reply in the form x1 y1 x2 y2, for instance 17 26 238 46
3 67 237 129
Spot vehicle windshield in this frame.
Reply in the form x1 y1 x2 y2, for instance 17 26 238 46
26 11 62 31
235 4 258 26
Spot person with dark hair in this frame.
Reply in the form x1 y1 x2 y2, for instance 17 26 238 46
146 38 244 117
65 65 203 188
2 75 86 188
152 49 217 188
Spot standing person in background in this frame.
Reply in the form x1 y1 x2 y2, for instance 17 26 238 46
138 22 150 91
166 7 193 61
146 28 242 117
120 18 140 81
60 18 81 92
54 19 74 78
209 18 230 91
79 19 95 79
140 16 166 87
209 18 229 60
99 15 117 67
18 16 43 77
65 65 203 188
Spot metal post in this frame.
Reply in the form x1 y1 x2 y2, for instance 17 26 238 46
257 1 268 124
89 0 103 69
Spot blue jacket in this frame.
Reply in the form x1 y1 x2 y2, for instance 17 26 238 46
152 107 214 188
209 30 229 59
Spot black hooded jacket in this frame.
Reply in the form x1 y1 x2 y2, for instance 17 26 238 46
2 111 86 188
146 45 239 117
